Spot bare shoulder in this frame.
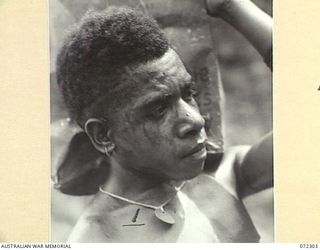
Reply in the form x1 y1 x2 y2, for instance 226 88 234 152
67 213 114 243
210 135 273 198
210 145 251 197
67 194 116 243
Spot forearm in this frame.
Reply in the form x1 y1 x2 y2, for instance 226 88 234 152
210 0 273 60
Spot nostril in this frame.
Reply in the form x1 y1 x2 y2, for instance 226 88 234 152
175 100 205 138
176 112 205 138
184 129 198 138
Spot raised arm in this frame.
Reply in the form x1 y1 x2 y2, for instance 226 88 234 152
205 0 272 65
204 0 273 196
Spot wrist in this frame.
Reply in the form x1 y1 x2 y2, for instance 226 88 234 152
205 0 232 18
220 0 233 17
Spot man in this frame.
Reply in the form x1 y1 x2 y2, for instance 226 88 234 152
55 0 273 242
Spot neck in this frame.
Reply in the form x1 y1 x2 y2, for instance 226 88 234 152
101 158 183 206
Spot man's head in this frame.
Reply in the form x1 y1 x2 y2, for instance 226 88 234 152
57 7 207 181
56 7 169 127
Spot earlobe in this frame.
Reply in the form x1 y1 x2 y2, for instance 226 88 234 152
102 141 116 157
84 118 114 154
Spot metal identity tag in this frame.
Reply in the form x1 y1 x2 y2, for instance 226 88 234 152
154 208 175 225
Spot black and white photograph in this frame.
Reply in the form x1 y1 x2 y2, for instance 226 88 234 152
50 0 273 243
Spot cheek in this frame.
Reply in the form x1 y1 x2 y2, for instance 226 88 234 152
140 115 177 150
141 121 161 146
115 111 178 161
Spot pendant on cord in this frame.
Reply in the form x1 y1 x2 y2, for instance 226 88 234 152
154 207 175 225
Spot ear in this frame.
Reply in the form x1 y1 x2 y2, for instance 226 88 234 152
84 118 114 154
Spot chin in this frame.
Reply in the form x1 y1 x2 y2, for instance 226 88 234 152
174 161 205 180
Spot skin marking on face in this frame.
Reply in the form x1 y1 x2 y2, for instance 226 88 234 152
138 80 198 147
111 48 207 181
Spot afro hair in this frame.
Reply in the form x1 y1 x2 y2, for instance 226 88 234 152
56 7 169 127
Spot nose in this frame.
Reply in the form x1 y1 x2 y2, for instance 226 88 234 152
175 99 205 139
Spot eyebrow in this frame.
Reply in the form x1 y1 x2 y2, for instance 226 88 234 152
134 91 174 112
133 80 195 111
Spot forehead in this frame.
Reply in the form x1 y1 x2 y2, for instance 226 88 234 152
137 48 190 81
127 48 191 100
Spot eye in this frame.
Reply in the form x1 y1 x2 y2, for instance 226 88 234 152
182 87 197 102
146 103 168 120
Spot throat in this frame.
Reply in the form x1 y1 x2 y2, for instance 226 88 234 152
101 158 183 207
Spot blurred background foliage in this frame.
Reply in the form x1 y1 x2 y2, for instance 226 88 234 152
213 0 272 147
50 0 273 242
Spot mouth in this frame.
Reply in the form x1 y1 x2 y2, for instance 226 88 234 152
182 143 207 160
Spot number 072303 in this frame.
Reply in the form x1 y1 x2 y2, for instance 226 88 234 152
300 244 319 248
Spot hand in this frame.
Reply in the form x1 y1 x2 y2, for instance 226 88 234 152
205 0 231 17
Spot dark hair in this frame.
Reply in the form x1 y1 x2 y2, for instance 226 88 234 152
56 7 169 127
54 7 169 195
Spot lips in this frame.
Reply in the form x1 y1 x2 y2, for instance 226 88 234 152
182 143 207 159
